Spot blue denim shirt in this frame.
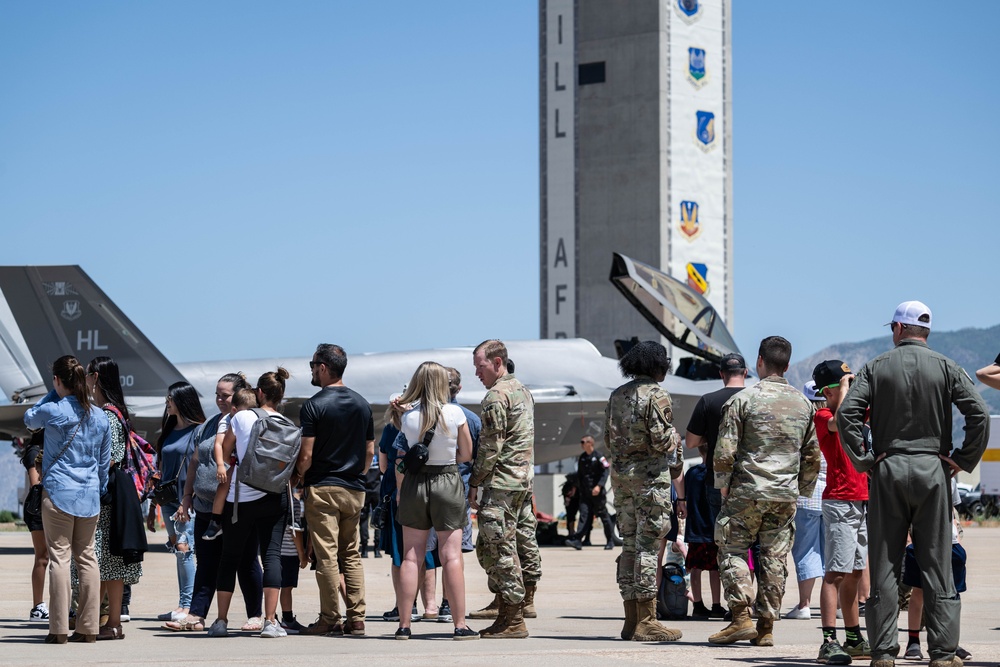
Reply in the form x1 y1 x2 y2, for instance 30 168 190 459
25 389 111 518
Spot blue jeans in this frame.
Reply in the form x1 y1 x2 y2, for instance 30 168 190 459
791 508 825 581
162 502 195 608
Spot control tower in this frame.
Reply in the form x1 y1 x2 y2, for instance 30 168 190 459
539 0 734 357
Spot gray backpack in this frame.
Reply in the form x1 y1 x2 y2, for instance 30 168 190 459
236 408 302 494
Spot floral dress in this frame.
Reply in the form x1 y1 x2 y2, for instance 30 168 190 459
95 407 143 584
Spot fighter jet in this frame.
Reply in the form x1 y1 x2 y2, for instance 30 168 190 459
0 254 741 465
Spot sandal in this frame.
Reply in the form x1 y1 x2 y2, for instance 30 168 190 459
241 616 263 632
163 616 205 632
97 625 125 640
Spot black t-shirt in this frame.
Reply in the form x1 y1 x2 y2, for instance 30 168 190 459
299 386 374 491
21 443 42 473
683 463 713 543
685 386 744 479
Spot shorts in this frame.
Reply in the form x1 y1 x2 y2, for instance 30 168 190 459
822 499 868 574
791 508 824 581
397 465 468 532
902 543 967 593
685 542 719 571
280 554 300 588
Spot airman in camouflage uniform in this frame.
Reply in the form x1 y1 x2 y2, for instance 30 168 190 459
710 336 821 647
467 340 539 639
606 341 684 643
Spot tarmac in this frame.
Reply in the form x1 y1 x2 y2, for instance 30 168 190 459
0 526 998 667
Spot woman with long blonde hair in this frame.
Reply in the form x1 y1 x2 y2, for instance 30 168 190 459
390 361 477 640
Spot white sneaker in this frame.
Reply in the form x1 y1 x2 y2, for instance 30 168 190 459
29 602 49 621
260 619 287 638
784 605 812 620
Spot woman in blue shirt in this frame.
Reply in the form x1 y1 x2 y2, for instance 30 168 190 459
24 355 111 644
147 381 205 623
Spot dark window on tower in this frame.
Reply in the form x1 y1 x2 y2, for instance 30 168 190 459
578 61 606 85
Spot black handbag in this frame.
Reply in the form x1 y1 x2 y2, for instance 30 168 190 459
145 474 180 507
24 484 43 516
400 427 435 475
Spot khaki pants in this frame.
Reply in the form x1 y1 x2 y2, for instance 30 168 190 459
41 492 100 635
305 485 365 624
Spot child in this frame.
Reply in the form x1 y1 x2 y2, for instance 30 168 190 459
679 445 725 619
278 487 308 633
202 387 257 540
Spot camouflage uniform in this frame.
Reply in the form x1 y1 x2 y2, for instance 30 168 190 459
470 373 540 604
713 375 821 619
606 376 683 601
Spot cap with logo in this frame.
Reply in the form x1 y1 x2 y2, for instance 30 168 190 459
812 360 852 391
802 380 824 402
886 300 932 330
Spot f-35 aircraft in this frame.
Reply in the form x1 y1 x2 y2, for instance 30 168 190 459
0 255 741 465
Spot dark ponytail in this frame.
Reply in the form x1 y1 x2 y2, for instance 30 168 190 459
87 356 129 421
52 355 91 413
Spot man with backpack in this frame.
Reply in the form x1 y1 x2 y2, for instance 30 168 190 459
294 344 375 637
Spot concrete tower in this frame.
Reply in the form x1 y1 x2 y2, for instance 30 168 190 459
540 0 734 357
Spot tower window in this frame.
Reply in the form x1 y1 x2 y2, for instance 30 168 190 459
578 62 606 85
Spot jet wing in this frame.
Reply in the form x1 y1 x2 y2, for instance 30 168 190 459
609 252 740 364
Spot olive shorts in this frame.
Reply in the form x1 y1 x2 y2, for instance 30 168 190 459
397 465 468 531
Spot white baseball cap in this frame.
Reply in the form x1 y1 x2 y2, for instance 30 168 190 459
802 380 824 402
886 300 932 329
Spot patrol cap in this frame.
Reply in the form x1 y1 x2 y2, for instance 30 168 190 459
886 300 932 329
802 380 824 402
812 360 852 390
720 353 746 373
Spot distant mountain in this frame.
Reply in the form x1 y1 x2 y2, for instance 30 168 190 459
787 325 1000 435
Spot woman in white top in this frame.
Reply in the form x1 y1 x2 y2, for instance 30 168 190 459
207 367 290 639
391 361 477 640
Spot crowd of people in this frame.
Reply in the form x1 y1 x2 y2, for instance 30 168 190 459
17 300 998 666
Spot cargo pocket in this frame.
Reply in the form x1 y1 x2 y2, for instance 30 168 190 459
715 514 730 546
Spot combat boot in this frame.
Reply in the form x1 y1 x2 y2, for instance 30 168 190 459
749 618 774 646
468 592 500 620
479 597 508 635
708 606 757 644
523 584 537 618
620 599 638 640
632 598 682 642
928 658 963 667
480 600 528 639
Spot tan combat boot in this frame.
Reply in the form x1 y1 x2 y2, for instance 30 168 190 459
749 618 774 646
468 592 500 620
478 596 508 635
620 599 638 640
708 605 757 644
481 600 529 639
928 658 963 667
523 584 537 618
632 598 682 642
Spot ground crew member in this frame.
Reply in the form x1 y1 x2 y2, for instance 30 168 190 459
565 436 618 550
838 301 990 667
467 339 540 639
606 340 684 643
710 336 820 647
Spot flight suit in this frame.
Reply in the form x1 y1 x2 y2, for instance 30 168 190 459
838 339 989 663
571 449 615 545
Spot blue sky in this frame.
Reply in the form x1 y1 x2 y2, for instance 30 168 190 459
1 2 997 367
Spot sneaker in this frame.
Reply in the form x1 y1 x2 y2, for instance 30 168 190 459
395 626 411 640
903 642 923 660
453 626 479 640
260 619 287 638
708 604 727 619
691 601 711 618
29 602 49 622
120 604 130 623
280 617 307 635
785 605 812 620
410 604 420 622
207 619 228 637
844 639 871 658
817 639 853 665
202 520 223 541
956 646 971 660
438 601 453 623
382 607 401 622
157 610 186 622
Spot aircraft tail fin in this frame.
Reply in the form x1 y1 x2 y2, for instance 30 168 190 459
0 266 186 402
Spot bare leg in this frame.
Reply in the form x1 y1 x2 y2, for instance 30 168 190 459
690 568 704 602
438 529 470 629
908 587 924 632
279 587 293 615
797 576 818 610
709 570 722 605
422 566 438 616
104 580 124 627
30 530 48 606
397 526 429 630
